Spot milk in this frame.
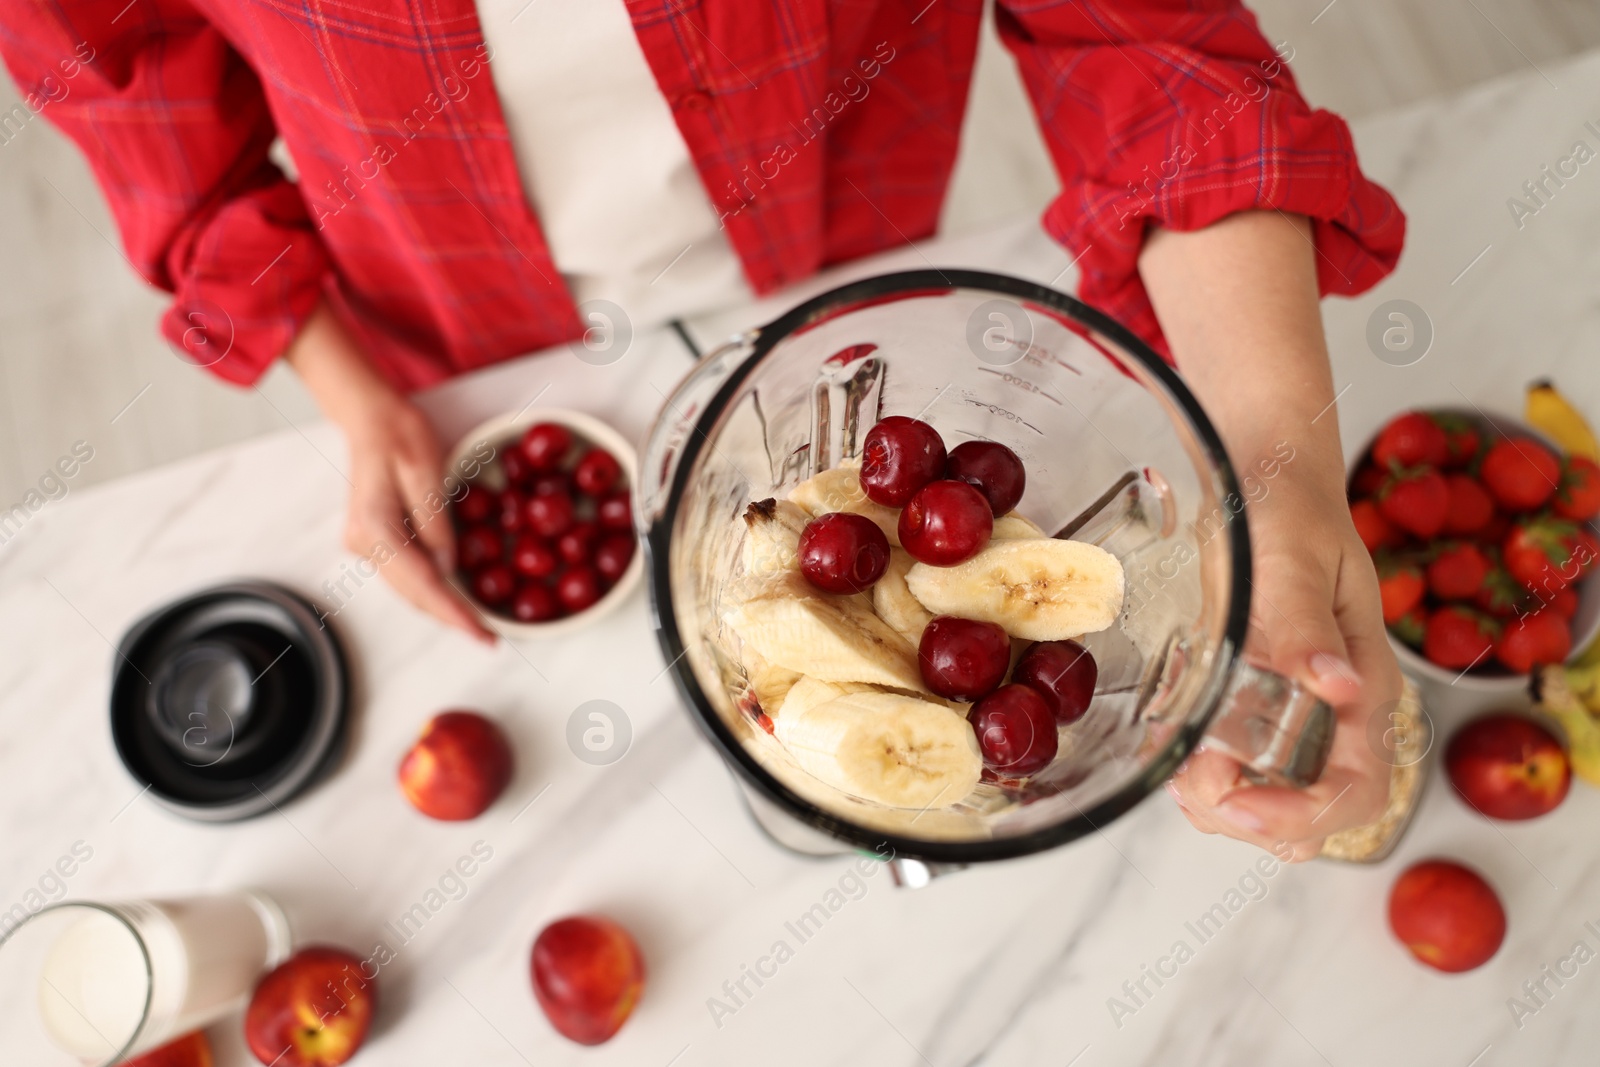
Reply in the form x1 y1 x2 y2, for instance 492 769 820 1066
32 893 289 1061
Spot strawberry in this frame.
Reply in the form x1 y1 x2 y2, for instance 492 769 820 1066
1554 455 1600 522
1503 517 1596 595
1378 558 1426 624
1476 509 1512 548
1372 412 1450 469
1350 462 1387 497
1549 586 1579 619
1423 606 1499 670
1473 566 1527 618
1493 609 1572 674
1431 412 1483 468
1480 436 1559 511
1441 473 1495 536
1379 467 1449 539
1350 499 1400 553
1426 542 1491 600
1390 606 1427 648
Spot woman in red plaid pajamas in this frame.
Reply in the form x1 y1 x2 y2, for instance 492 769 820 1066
1 0 1405 857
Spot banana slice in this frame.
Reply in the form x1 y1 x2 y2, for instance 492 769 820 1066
743 647 803 717
741 498 811 578
991 512 1047 539
905 538 1124 641
775 691 981 809
787 460 901 546
873 548 934 647
726 573 925 691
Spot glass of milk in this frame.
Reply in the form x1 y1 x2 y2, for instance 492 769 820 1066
0 892 290 1064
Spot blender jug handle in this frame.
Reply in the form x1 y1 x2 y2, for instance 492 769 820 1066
1200 662 1336 788
637 330 760 527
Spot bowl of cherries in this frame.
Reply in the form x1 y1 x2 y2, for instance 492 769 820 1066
446 409 642 636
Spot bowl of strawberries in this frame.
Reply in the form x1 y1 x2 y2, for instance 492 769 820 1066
1350 408 1600 689
445 410 642 637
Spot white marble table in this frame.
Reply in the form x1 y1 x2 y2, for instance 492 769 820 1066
6 46 1600 1067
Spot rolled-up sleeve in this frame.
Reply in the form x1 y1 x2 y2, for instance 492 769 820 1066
0 0 326 384
996 0 1405 355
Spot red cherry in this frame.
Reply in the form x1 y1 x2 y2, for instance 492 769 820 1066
521 422 574 472
530 471 570 497
1012 640 1097 724
597 492 632 531
501 448 534 486
458 525 504 570
798 512 891 594
594 533 636 583
526 491 575 538
471 563 516 606
558 521 600 565
917 616 1010 700
967 684 1058 776
556 566 603 612
945 441 1026 516
455 484 496 525
498 489 527 533
574 449 623 497
511 534 559 579
511 583 562 623
898 480 993 566
860 416 947 507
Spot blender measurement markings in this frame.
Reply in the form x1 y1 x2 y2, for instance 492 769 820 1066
963 397 1044 436
976 365 1063 405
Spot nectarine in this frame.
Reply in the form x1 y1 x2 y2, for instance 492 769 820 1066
1446 713 1570 820
245 946 376 1067
1388 860 1506 973
398 710 514 821
531 916 645 1045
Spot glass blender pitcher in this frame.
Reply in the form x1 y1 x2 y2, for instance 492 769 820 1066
639 271 1333 864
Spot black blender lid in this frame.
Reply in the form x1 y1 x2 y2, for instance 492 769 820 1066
110 581 348 822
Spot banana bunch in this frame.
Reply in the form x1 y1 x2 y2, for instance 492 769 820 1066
1526 379 1600 462
1525 378 1600 668
723 470 1124 809
1535 665 1600 785
1525 378 1600 783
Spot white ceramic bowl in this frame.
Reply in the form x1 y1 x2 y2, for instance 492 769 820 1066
444 408 642 639
1351 409 1600 693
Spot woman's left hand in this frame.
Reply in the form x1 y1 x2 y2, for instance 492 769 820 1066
1138 210 1402 860
1165 469 1401 860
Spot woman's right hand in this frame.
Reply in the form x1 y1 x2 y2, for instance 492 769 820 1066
286 302 495 644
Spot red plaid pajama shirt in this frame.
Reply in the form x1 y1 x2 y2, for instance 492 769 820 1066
1 0 1404 391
